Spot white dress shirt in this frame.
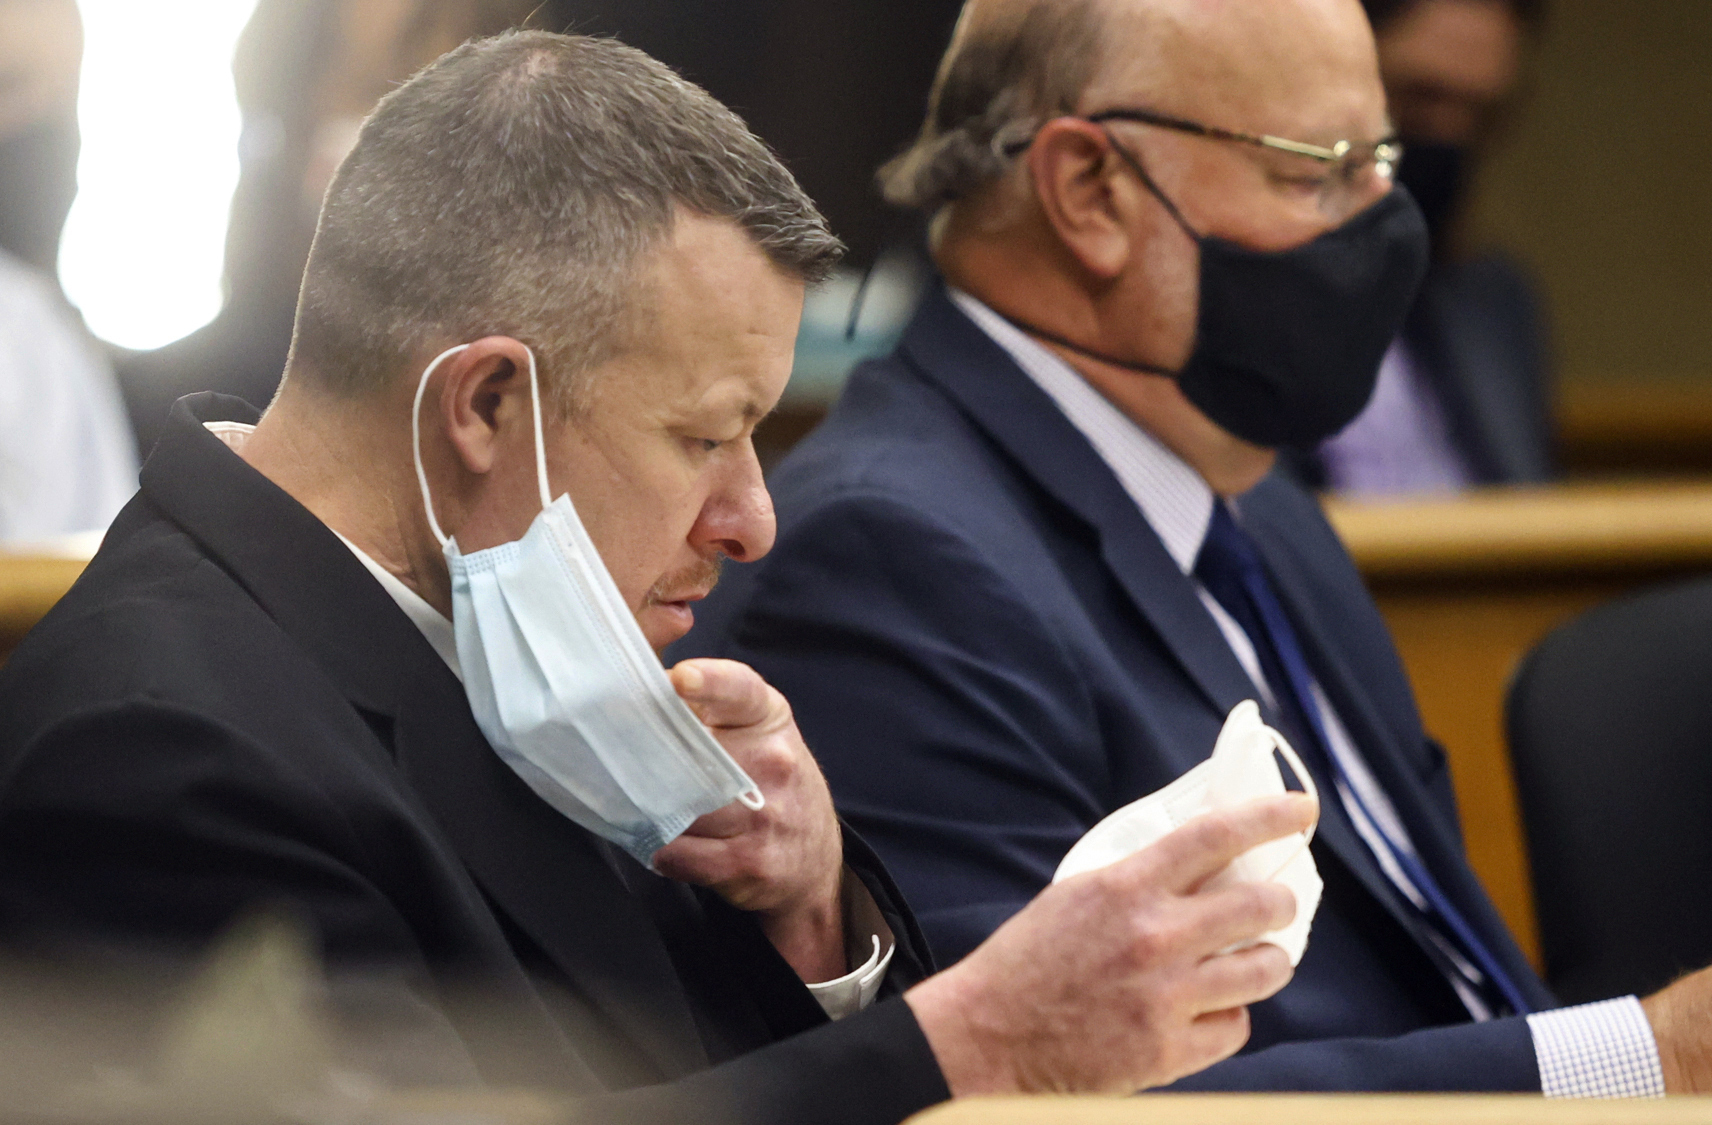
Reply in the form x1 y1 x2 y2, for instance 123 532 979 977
205 421 892 1020
949 290 1664 1098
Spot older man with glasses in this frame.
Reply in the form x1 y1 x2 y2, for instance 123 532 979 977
681 0 1712 1097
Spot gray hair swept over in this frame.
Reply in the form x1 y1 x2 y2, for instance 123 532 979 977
289 30 843 408
879 0 1109 214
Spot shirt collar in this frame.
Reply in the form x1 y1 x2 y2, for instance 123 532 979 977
946 289 1215 574
202 420 461 679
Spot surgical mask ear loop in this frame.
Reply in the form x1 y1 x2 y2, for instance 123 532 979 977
412 343 548 550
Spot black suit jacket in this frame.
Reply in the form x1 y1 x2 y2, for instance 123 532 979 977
1292 254 1555 487
677 288 1559 1092
0 395 948 1124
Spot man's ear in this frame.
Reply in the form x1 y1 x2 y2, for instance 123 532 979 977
1027 118 1138 281
438 336 537 477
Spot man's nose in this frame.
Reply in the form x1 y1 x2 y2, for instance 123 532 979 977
696 454 777 563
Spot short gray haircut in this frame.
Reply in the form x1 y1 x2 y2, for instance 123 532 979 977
879 1 1110 213
289 30 843 407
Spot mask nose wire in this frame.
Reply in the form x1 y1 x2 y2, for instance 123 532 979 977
412 343 549 551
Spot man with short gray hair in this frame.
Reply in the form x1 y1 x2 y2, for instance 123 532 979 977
0 29 1316 1121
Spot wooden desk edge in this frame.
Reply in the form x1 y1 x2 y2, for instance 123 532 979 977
909 1094 1712 1124
1324 483 1712 581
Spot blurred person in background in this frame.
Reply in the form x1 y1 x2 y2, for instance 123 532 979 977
0 0 136 543
118 0 530 455
0 0 81 273
1294 0 1554 495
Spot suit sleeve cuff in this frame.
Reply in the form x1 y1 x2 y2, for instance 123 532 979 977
1527 996 1665 1098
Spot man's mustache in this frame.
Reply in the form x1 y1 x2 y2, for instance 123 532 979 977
646 557 724 604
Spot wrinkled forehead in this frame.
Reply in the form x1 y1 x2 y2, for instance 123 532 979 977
1082 0 1388 142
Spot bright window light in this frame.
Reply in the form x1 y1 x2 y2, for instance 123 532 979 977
59 0 260 351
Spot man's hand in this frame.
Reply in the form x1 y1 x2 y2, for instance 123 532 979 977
656 658 846 984
904 794 1314 1096
1643 964 1712 1092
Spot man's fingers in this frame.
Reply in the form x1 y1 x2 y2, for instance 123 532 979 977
678 798 756 840
670 658 774 728
1189 942 1295 1013
1181 880 1297 957
652 832 739 884
1136 795 1317 894
1171 1007 1254 1081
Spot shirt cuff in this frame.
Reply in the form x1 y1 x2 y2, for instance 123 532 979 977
1527 996 1666 1098
805 870 896 1021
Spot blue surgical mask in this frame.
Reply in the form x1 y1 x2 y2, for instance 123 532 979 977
411 344 764 868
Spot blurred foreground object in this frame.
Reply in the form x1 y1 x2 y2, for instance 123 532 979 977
0 250 136 544
1305 0 1554 496
17 915 1703 1123
1509 578 1712 1005
5 912 570 1124
1325 481 1712 967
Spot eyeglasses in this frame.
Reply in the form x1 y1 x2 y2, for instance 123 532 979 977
1086 106 1401 186
1004 106 1402 215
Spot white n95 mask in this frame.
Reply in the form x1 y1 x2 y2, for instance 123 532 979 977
1053 701 1323 965
411 343 763 868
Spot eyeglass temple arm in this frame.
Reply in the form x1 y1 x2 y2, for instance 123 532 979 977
1089 108 1392 164
1013 109 1396 168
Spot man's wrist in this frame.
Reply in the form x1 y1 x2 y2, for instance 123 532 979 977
1643 988 1693 1093
761 868 847 983
904 966 1017 1097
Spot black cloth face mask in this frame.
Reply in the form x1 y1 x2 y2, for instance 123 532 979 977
996 131 1431 449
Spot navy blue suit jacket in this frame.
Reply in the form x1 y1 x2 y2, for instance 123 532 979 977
677 288 1559 1092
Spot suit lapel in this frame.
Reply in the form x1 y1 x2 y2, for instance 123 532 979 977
899 289 1257 719
141 394 713 1078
